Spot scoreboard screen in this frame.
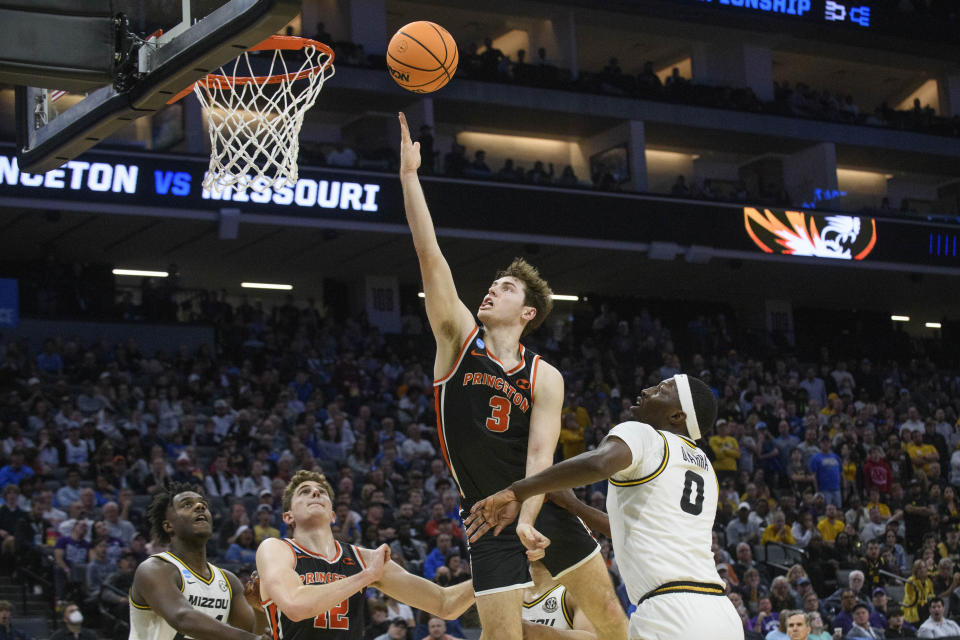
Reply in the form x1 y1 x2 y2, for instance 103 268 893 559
689 0 872 28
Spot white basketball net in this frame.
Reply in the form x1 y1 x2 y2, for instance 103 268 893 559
193 41 335 194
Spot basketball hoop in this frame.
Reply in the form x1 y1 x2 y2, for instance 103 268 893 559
169 35 335 194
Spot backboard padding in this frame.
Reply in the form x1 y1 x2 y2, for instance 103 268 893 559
15 0 302 174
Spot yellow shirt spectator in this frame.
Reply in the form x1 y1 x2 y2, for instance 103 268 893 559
561 397 591 432
865 501 891 519
254 522 280 544
710 422 740 472
557 414 586 460
761 522 796 545
817 516 845 543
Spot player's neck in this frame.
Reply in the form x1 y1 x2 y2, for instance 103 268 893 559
292 521 337 557
481 326 522 366
168 538 208 574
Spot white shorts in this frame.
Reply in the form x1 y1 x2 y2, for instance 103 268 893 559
629 592 743 640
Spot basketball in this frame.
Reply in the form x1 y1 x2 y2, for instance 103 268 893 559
387 21 458 93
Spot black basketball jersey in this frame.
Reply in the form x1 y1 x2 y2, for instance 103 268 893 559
264 539 366 640
435 325 542 505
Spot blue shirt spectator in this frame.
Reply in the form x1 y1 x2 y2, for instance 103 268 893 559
423 533 454 579
0 452 33 490
810 439 843 492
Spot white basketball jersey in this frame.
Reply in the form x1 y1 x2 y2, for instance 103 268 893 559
522 584 573 630
129 551 233 640
606 421 725 605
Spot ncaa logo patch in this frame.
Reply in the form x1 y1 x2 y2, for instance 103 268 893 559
543 597 558 613
476 338 485 350
219 580 228 592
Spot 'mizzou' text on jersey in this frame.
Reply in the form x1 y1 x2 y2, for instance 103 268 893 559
187 595 229 609
461 373 531 413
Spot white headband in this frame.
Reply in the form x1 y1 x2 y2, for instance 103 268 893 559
673 374 701 441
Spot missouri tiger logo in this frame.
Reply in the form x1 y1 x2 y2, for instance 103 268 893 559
743 207 877 260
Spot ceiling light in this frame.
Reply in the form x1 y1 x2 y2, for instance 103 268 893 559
241 282 293 290
926 322 942 329
112 268 169 277
890 315 910 322
550 295 579 301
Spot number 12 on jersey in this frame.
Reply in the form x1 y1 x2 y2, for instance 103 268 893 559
314 600 350 629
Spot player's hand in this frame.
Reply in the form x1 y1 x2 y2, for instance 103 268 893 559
398 112 421 175
516 523 550 561
464 488 521 543
244 571 263 612
365 543 391 583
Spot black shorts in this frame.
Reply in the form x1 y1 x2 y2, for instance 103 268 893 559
536 501 600 578
462 502 599 594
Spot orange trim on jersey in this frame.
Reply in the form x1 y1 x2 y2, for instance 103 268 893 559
434 326 479 384
353 545 367 569
267 602 280 640
286 538 342 562
434 390 454 485
529 355 541 401
485 342 526 376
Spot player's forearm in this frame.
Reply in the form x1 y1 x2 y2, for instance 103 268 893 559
172 609 260 640
284 570 373 622
438 580 476 619
400 172 442 260
519 444 555 525
548 490 611 538
511 450 611 503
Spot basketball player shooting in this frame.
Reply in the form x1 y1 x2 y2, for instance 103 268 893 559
464 375 745 640
398 112 626 640
129 482 262 640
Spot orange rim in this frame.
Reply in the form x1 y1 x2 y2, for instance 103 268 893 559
167 36 334 104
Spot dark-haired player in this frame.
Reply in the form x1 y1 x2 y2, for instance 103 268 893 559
256 470 474 639
398 112 626 640
129 482 261 640
466 374 744 640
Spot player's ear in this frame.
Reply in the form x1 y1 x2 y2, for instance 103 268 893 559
669 408 687 430
161 518 174 536
281 510 295 527
521 306 536 323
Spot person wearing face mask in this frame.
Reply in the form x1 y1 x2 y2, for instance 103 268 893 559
48 603 96 640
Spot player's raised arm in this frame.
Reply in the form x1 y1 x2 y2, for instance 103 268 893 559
131 558 261 640
398 112 475 362
256 537 389 622
516 362 564 557
365 549 476 619
465 435 634 542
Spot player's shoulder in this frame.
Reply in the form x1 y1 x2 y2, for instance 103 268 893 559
607 420 660 441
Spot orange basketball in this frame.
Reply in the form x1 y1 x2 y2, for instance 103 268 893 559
387 21 458 93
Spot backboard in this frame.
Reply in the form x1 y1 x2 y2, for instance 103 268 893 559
3 0 301 173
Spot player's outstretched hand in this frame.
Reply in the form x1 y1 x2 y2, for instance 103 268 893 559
398 112 421 175
243 570 263 612
516 523 551 561
366 543 391 583
464 488 521 543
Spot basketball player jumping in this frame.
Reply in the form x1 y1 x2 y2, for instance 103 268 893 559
129 482 261 640
398 111 626 640
465 375 744 640
255 470 475 639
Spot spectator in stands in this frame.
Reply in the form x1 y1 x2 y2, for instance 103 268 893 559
203 453 236 498
53 520 89 602
870 588 890 630
0 449 33 489
817 503 845 544
761 511 795 545
85 537 116 598
423 532 454 580
886 606 917 638
930 557 960 613
830 590 858 635
811 436 843 507
0 600 31 640
464 150 492 178
224 524 257 563
751 596 778 635
424 615 465 640
916 597 960 638
48 603 95 640
904 559 936 626
13 498 49 578
847 602 884 638
252 504 279 543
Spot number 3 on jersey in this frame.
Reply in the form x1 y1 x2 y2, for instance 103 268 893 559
485 396 512 432
314 600 350 630
680 470 705 515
